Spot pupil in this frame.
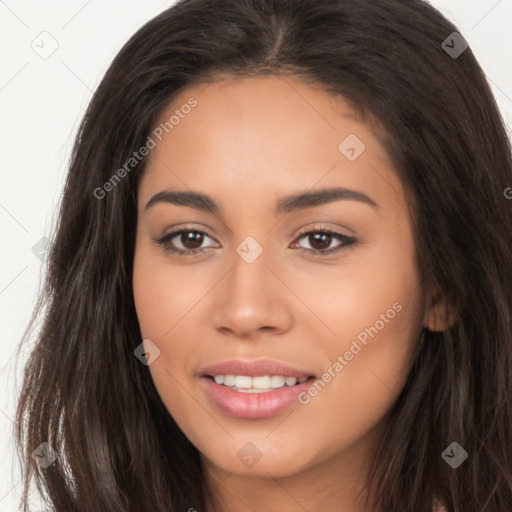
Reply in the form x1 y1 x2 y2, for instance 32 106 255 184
182 231 203 249
310 232 331 250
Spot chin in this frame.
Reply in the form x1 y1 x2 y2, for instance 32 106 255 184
198 432 319 479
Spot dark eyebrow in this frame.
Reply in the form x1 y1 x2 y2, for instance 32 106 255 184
274 187 378 215
144 187 378 214
145 190 219 213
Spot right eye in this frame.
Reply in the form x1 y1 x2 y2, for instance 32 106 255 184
154 228 219 256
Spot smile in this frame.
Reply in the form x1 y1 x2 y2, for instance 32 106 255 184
201 375 316 419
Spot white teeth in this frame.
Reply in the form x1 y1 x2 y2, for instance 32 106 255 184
223 374 236 386
270 375 285 387
253 375 271 388
284 377 298 386
210 374 309 391
234 375 252 388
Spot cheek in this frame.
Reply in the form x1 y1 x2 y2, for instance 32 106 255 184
301 305 420 467
132 243 188 384
132 239 213 385
133 240 207 340
133 243 200 432
133 247 169 340
291 226 421 392
292 228 422 451
279 218 421 348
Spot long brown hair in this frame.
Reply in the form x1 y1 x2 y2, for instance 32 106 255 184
14 0 512 510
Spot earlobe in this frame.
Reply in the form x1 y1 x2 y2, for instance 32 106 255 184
422 285 458 332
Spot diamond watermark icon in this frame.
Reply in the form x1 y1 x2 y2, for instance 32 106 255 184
236 236 263 263
441 441 468 468
441 32 468 59
338 134 366 161
134 339 161 366
32 237 50 262
237 442 262 468
31 442 58 469
30 31 59 60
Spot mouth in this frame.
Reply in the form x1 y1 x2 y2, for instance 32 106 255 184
198 359 317 419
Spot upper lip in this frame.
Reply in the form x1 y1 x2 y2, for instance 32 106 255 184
200 359 315 379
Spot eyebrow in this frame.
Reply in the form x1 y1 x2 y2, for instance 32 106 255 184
144 186 379 215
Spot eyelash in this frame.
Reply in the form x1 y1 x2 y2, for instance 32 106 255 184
154 227 358 258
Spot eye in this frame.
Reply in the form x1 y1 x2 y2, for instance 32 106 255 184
291 228 357 256
154 228 218 256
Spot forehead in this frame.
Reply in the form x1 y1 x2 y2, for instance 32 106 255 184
139 75 405 214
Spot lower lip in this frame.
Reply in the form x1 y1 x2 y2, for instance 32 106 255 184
201 376 314 419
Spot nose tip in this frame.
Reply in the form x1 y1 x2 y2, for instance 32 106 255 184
210 249 294 338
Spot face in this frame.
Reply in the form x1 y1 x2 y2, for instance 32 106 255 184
133 76 436 489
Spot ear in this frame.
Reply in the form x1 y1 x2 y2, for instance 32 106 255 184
422 283 458 332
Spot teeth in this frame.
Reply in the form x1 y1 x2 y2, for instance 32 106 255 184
253 376 271 388
285 376 298 386
235 375 252 388
211 374 308 391
270 375 285 387
223 375 236 386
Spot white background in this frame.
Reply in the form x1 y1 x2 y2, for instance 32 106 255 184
1 1 511 509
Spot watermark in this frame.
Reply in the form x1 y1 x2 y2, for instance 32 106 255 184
441 442 468 469
31 31 59 60
93 97 198 200
134 338 161 366
504 187 512 200
338 133 366 161
298 301 403 405
237 442 263 468
32 236 50 262
31 442 58 469
236 236 263 263
441 32 468 59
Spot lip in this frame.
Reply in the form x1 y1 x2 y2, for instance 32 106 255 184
199 358 314 379
198 359 316 419
201 375 315 419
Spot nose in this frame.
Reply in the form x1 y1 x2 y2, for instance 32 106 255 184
211 245 294 339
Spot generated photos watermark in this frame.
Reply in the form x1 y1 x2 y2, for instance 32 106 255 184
298 301 403 405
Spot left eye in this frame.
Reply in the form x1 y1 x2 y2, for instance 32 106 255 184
291 229 356 255
155 228 357 257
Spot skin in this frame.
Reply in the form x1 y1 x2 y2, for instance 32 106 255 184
132 75 451 512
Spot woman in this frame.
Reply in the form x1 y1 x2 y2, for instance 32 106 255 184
14 0 512 510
